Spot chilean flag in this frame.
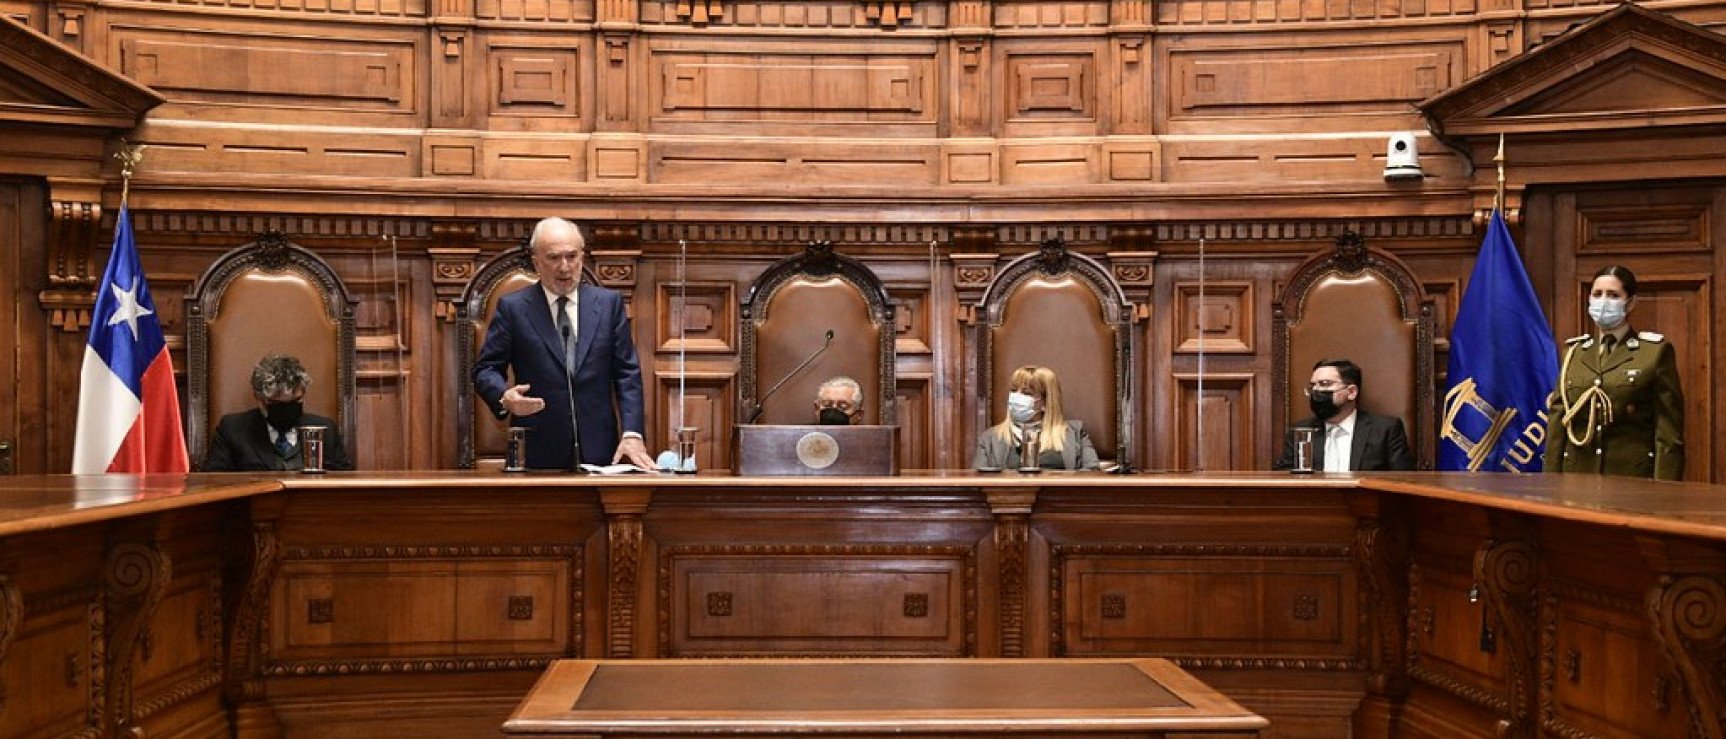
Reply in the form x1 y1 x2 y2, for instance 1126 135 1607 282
72 206 190 474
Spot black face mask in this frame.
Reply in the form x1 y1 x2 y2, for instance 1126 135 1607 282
1308 388 1340 421
818 407 853 426
265 401 304 434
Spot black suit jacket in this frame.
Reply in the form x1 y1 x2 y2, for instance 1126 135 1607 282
472 283 646 469
1274 409 1414 472
203 409 353 472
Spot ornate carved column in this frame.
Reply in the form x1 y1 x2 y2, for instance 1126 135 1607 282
602 487 653 658
1641 535 1726 739
1473 527 1539 739
103 522 172 738
987 487 1036 657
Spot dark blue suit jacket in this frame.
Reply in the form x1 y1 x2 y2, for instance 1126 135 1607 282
473 283 645 469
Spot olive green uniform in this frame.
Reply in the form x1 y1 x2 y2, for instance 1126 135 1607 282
1544 329 1685 480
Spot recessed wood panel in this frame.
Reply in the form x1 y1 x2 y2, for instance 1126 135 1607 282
453 560 570 654
1408 562 1506 700
117 29 415 111
895 373 931 470
1577 204 1710 254
1000 142 1098 185
476 0 592 21
492 46 581 115
1542 584 1688 739
889 286 931 355
653 45 934 122
1175 281 1253 354
1059 554 1355 659
1170 42 1460 118
657 281 736 353
654 371 733 470
1173 373 1252 472
0 604 92 736
272 561 459 658
664 551 970 655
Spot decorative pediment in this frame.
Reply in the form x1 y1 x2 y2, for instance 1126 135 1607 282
0 15 161 128
1421 4 1726 136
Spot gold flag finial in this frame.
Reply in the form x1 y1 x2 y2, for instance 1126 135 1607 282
1493 133 1506 216
114 140 147 206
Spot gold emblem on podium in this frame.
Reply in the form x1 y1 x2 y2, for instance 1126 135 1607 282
795 431 840 470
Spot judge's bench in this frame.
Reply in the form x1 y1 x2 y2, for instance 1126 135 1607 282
0 469 1716 739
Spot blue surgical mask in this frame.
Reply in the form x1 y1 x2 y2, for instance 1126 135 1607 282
1588 296 1627 329
1007 391 1038 424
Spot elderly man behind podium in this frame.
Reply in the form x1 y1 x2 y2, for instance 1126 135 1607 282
473 217 654 470
814 376 864 425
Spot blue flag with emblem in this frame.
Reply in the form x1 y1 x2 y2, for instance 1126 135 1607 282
1440 210 1558 472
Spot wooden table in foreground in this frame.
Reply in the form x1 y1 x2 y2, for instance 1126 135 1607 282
504 658 1268 738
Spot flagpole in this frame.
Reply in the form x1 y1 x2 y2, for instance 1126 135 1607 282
115 140 146 208
1493 133 1506 216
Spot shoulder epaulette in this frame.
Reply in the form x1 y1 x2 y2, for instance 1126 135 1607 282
1564 334 1589 345
1638 331 1665 343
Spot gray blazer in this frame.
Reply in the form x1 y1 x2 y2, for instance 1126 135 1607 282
973 420 1100 470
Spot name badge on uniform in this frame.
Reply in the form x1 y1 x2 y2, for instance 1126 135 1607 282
1626 369 1640 382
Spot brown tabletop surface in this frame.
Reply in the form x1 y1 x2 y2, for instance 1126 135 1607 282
504 658 1268 735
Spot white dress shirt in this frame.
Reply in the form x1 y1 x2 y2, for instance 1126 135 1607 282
1323 411 1357 473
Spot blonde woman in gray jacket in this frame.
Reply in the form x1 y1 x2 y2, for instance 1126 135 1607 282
973 365 1099 471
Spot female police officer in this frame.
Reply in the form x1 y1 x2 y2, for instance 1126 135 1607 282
1545 266 1684 480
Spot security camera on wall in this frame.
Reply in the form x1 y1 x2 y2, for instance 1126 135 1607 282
1383 132 1424 181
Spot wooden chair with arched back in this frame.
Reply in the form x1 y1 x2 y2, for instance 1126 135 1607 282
739 240 895 427
971 237 1135 466
454 238 600 469
1272 231 1436 469
185 232 357 470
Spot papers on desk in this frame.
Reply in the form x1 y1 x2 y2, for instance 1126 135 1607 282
579 463 660 475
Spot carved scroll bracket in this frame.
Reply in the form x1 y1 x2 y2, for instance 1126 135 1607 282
429 221 480 323
104 523 172 737
1352 494 1411 700
1104 238 1156 322
1473 534 1539 738
41 189 104 333
1639 535 1726 739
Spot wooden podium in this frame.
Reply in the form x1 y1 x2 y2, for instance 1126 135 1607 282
735 424 898 476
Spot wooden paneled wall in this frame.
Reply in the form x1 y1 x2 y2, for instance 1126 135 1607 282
5 1 1726 478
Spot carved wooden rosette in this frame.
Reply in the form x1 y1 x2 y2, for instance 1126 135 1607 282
103 536 171 736
1473 538 1539 738
1647 574 1726 739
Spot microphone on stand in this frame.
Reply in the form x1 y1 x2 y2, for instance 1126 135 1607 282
748 329 834 424
561 320 585 474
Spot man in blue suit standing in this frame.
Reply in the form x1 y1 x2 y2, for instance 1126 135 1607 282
474 217 655 470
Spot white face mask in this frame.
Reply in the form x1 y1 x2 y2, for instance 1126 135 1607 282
1588 296 1628 329
1007 391 1038 424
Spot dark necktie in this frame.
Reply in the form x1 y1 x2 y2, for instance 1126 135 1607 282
1599 334 1616 358
275 431 293 458
555 295 576 375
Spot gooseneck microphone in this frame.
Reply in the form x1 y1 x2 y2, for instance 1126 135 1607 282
560 319 585 472
748 329 834 423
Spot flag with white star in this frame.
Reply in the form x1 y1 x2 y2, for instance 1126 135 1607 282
72 205 190 474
